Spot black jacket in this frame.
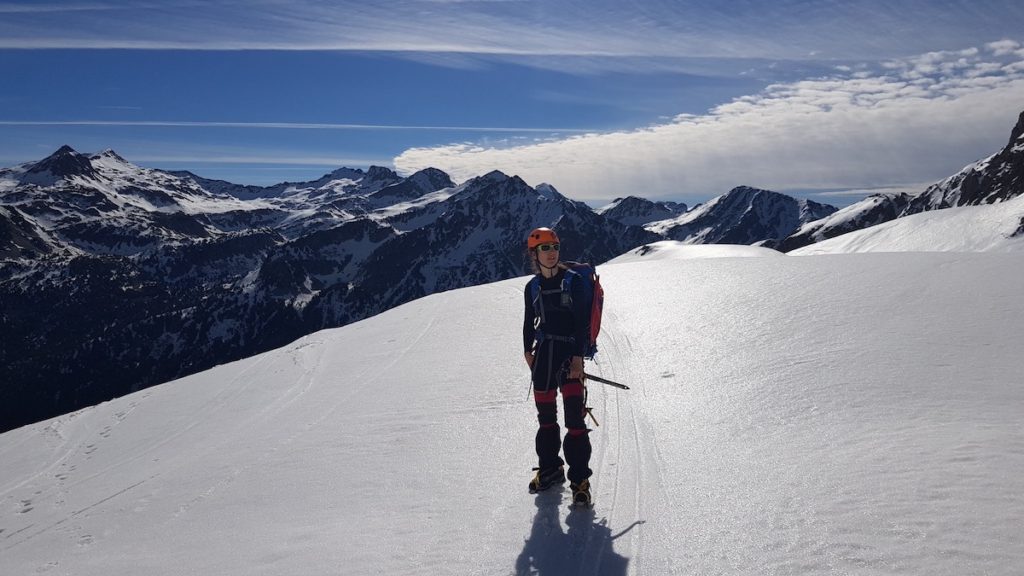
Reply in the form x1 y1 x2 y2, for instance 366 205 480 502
523 268 590 358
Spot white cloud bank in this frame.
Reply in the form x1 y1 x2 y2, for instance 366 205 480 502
394 42 1024 204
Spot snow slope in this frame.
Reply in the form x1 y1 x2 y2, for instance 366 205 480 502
791 192 1024 255
606 240 783 264
2 251 1024 575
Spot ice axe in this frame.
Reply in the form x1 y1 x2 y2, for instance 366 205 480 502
580 372 629 427
583 372 630 390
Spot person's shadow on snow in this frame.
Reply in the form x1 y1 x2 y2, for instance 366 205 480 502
514 490 632 576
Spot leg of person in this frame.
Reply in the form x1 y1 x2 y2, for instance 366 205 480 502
561 377 593 505
530 387 566 493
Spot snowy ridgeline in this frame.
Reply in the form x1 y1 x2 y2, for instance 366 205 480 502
1 249 1023 575
791 192 1024 255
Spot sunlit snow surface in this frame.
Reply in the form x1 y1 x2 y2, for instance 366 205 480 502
2 250 1023 575
607 240 783 263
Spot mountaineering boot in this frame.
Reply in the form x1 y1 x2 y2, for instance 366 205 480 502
570 478 592 507
528 466 566 493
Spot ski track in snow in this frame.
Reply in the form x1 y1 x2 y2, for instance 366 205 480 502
516 299 665 576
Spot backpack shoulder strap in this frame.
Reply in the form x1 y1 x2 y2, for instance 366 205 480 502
529 275 551 324
561 267 579 289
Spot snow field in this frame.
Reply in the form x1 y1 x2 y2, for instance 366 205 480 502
1 249 1023 575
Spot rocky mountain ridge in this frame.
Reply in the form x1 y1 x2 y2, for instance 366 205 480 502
781 110 1024 251
647 186 838 248
597 196 688 227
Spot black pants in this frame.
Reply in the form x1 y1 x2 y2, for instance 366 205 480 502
532 341 592 484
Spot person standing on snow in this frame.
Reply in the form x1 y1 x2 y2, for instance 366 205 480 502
522 227 593 506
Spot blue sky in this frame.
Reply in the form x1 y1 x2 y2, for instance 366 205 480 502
2 1 1023 207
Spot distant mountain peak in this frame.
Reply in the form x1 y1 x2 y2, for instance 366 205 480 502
321 167 366 182
651 185 836 247
781 109 1024 251
406 168 454 191
368 168 454 203
535 183 562 200
1010 110 1024 147
726 185 770 197
904 109 1024 211
468 171 527 193
481 170 510 182
93 149 128 162
26 145 97 180
598 195 688 227
365 165 399 182
409 167 449 179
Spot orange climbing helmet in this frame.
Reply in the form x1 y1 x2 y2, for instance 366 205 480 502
526 227 560 250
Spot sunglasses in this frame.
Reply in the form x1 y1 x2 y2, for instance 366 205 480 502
537 243 560 252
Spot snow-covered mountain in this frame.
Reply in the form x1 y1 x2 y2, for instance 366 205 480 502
647 185 837 247
596 195 687 226
0 145 459 264
782 110 1024 252
172 165 406 202
0 146 266 258
3 248 1022 575
778 193 913 252
169 165 452 238
907 110 1024 211
790 191 1024 254
0 149 657 432
12 118 1022 432
278 171 659 330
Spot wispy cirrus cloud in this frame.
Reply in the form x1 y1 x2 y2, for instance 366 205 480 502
131 154 387 167
0 2 115 13
394 41 1024 204
0 120 593 133
3 1 1023 72
5 2 1023 200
